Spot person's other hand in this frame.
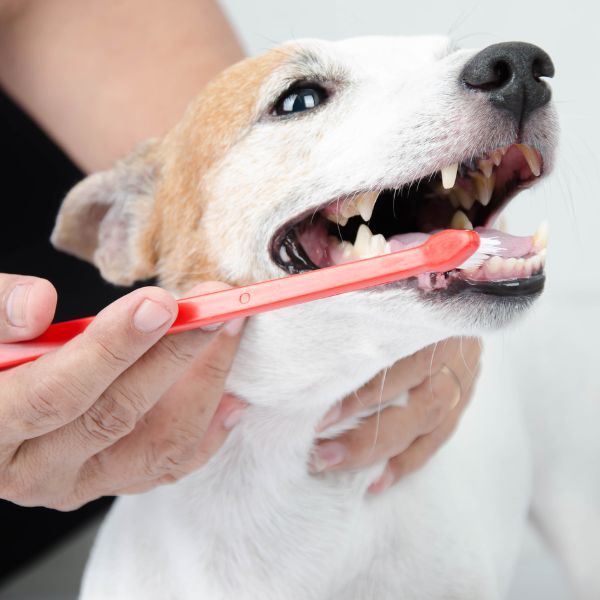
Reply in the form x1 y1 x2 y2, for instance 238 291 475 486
311 337 481 493
0 274 246 510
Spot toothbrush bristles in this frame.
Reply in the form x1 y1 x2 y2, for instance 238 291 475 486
457 237 503 270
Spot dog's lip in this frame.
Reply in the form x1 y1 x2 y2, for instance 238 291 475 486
269 143 547 290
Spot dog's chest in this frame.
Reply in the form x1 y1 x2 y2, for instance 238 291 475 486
81 341 531 600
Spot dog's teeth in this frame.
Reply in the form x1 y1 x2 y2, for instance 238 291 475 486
470 171 495 206
353 223 374 257
502 257 518 278
451 187 475 211
279 245 290 262
478 158 494 178
441 163 459 189
490 150 503 166
339 241 354 259
450 210 473 230
532 220 548 251
486 255 503 275
340 197 362 220
516 144 542 177
370 233 390 256
357 191 379 222
325 212 349 227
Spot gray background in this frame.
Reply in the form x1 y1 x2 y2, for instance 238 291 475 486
1 0 596 598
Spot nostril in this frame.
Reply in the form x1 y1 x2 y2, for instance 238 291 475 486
462 58 512 92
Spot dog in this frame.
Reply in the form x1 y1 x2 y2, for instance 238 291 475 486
50 35 594 599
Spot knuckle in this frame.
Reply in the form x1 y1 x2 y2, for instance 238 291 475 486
81 391 140 444
200 359 230 385
155 337 196 369
21 374 81 430
413 346 437 381
143 434 195 481
91 335 132 371
415 390 449 430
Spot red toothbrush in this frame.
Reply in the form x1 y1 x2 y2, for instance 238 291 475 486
0 230 497 370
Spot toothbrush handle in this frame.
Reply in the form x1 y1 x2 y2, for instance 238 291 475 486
0 230 479 369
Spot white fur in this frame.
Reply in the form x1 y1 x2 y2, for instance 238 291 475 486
73 36 597 600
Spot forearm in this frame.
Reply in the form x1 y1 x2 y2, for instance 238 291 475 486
0 0 244 171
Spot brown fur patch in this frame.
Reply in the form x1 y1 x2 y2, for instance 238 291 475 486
143 48 292 291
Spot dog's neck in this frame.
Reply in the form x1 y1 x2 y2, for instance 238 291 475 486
226 292 452 411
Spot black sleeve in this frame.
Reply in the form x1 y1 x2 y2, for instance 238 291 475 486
0 87 144 581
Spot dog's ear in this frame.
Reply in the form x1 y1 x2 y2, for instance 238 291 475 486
51 141 160 286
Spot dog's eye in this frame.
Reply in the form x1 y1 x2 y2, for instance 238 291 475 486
274 87 327 116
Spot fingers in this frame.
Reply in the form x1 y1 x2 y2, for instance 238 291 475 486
0 274 57 342
113 394 246 495
78 324 246 498
311 364 463 472
21 283 237 467
316 338 476 431
0 286 179 444
369 367 479 494
312 337 482 477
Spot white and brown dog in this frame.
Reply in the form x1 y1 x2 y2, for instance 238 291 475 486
51 36 595 599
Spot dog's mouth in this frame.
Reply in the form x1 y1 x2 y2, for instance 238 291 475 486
270 144 548 296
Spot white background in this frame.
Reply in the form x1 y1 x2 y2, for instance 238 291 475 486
1 2 596 598
220 0 599 296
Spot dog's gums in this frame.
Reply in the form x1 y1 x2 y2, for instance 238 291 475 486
272 143 547 294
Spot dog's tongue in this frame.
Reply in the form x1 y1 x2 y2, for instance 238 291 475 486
388 228 534 259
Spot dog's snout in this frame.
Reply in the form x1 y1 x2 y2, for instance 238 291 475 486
461 42 554 123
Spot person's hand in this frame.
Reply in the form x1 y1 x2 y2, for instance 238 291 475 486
0 273 246 510
311 337 481 493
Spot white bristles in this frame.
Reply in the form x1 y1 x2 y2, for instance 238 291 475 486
457 237 503 270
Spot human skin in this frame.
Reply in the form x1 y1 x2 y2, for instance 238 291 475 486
0 0 480 507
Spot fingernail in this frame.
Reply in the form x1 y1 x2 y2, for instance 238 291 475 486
133 299 173 333
6 284 31 328
309 442 346 473
437 365 462 410
223 407 246 430
316 403 342 432
224 317 245 337
368 467 394 495
200 322 224 332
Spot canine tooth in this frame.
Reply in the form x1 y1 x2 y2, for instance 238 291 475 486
486 256 503 275
532 220 548 251
478 158 494 178
354 224 374 257
530 255 542 273
357 191 379 222
325 212 349 227
471 171 495 206
340 197 362 220
441 163 459 190
516 144 542 177
491 150 503 166
450 210 473 230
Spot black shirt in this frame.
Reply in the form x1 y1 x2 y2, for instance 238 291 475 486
0 88 139 581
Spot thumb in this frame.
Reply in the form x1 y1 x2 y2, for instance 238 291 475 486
0 274 57 342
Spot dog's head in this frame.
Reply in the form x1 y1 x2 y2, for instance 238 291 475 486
52 36 557 339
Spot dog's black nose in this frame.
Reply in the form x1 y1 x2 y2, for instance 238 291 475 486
461 42 554 123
